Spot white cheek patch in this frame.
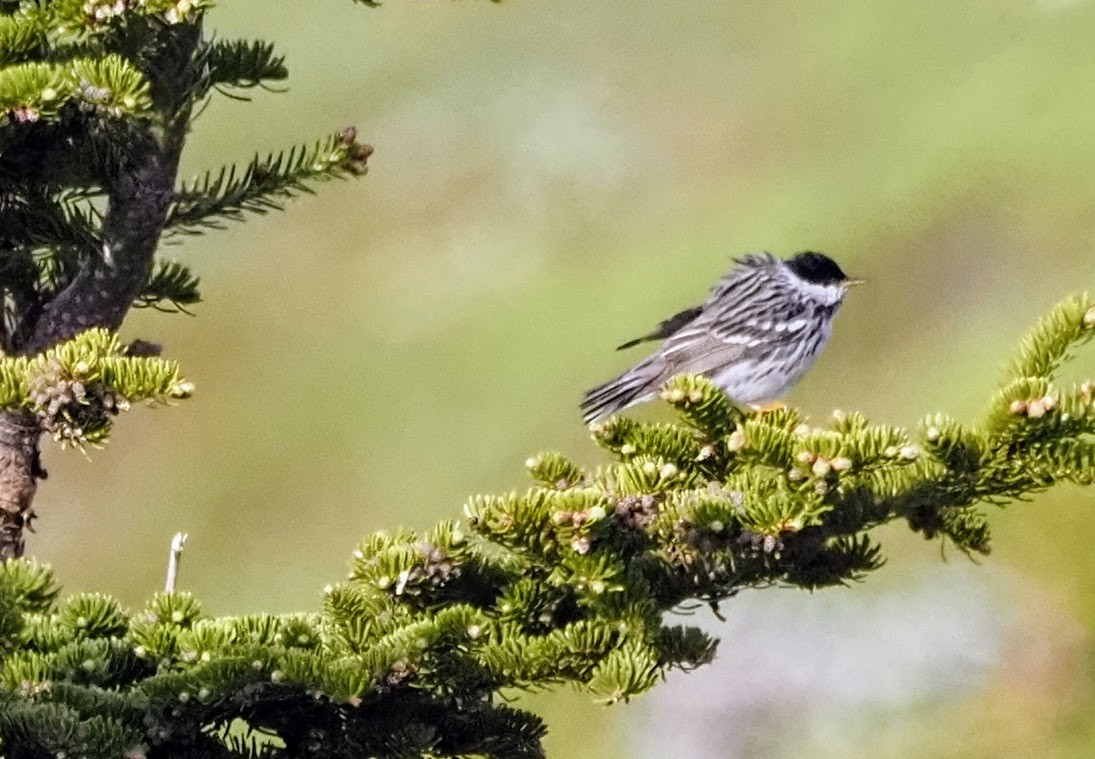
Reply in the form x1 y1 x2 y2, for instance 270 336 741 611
794 279 846 306
783 318 808 332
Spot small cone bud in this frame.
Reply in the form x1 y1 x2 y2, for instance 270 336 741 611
811 457 832 477
1026 399 1046 418
1084 306 1095 328
1009 400 1027 415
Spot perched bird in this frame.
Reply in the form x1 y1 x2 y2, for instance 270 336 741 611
581 251 862 424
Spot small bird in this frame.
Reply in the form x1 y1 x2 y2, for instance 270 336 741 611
581 251 862 424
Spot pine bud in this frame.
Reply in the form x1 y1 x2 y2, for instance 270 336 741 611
666 388 686 402
814 479 830 495
925 427 941 442
899 445 921 461
795 450 815 464
642 461 657 474
831 456 853 472
811 457 832 477
727 430 746 452
1084 305 1095 328
696 444 715 461
659 463 679 479
688 389 704 403
525 456 538 469
1026 399 1046 418
1009 399 1028 415
1042 393 1058 411
787 467 806 482
793 423 811 437
620 443 636 455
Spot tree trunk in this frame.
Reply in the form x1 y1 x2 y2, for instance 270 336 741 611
0 409 44 559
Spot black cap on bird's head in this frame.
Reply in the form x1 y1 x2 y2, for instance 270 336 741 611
785 251 858 286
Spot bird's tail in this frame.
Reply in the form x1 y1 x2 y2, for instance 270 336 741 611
581 357 664 425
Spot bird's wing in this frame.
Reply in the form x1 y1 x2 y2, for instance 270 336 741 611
658 295 810 375
616 305 704 350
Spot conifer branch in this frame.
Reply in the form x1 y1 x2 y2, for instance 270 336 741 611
165 129 372 235
0 328 192 449
201 39 288 95
0 55 153 123
0 295 1093 756
0 9 45 67
133 259 200 312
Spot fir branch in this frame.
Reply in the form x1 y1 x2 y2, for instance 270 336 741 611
0 54 152 122
133 259 201 312
0 328 192 449
165 128 373 235
0 8 46 67
201 38 288 95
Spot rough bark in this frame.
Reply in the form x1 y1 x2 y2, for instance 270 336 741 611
0 410 43 559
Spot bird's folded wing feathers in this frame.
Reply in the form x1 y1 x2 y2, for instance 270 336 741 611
616 305 704 350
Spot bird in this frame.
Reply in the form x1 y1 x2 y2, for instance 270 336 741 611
580 251 862 424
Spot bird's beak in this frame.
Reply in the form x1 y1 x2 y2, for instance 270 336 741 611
846 278 867 287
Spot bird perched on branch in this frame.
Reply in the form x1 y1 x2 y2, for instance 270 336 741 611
581 251 862 424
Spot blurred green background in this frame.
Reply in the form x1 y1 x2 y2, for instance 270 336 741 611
30 0 1095 756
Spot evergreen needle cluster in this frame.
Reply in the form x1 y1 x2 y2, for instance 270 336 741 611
0 295 1093 758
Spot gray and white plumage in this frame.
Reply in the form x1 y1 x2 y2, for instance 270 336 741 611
581 252 859 424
